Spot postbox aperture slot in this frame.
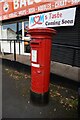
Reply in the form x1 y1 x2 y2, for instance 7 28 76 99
30 41 41 46
31 42 39 45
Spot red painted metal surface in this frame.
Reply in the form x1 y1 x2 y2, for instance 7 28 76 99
29 28 56 94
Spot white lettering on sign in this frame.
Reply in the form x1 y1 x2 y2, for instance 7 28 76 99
20 0 26 8
38 3 51 12
32 50 37 62
72 0 80 4
55 0 79 8
34 0 42 3
55 0 67 8
3 15 8 19
9 12 17 18
18 10 26 15
13 0 19 9
0 16 2 20
29 7 35 13
13 0 42 10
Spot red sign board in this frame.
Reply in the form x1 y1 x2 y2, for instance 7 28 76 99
0 0 79 21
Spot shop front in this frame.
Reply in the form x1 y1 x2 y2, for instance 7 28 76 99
0 20 31 55
0 0 79 67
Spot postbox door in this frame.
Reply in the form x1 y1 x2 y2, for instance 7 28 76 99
30 40 45 93
30 38 52 94
30 40 41 63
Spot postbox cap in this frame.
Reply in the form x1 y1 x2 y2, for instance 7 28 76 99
28 28 56 39
28 27 56 34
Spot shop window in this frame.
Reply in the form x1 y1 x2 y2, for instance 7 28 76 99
16 22 22 40
2 22 22 40
2 23 17 39
24 21 29 37
24 21 30 53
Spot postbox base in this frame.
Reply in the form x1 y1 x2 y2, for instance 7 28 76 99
30 90 49 106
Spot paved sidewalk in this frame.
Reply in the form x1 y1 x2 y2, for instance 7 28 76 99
0 53 31 66
2 62 78 118
0 53 79 82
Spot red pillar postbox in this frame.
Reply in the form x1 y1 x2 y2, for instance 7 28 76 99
28 28 56 105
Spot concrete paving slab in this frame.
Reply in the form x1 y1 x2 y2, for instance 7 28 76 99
2 63 78 119
0 53 80 82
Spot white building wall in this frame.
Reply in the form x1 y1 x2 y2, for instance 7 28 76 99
0 29 9 53
1 29 16 53
2 29 7 39
7 29 16 39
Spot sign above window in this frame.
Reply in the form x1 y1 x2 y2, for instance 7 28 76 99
0 0 79 21
29 7 76 28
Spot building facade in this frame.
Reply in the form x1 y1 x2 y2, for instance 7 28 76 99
0 0 80 81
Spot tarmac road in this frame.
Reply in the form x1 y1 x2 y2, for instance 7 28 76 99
2 63 78 119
